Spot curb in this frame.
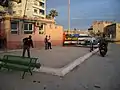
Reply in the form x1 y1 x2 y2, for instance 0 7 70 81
0 48 40 54
60 48 98 76
34 48 99 76
33 67 62 76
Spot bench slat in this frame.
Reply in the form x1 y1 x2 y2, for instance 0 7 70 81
3 55 31 62
3 55 38 67
2 63 30 71
0 55 39 79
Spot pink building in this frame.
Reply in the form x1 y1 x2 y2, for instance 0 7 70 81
0 15 63 50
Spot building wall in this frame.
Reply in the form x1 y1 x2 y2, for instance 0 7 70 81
11 0 46 18
45 24 63 46
92 21 112 34
104 24 116 39
0 20 5 37
104 23 120 41
3 15 63 49
116 23 120 40
93 21 104 33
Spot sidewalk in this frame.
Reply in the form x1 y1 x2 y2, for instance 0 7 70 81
0 46 89 68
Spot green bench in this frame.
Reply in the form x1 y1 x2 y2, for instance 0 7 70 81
0 55 41 79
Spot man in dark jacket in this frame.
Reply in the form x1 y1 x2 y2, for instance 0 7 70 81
44 35 48 50
48 35 52 49
22 35 34 57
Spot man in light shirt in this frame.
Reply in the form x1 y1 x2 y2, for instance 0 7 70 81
48 35 52 49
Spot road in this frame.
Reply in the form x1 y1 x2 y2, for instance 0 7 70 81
0 43 120 90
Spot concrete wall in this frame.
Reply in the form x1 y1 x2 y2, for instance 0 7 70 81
3 15 63 49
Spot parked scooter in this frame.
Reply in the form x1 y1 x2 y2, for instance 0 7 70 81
99 44 107 57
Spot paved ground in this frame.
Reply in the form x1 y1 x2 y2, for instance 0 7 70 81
0 43 120 90
0 46 89 68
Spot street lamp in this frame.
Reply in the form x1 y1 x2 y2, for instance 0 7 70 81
23 0 28 17
68 0 70 34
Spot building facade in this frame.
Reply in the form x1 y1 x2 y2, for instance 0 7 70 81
92 21 113 34
11 0 46 18
104 23 120 41
0 14 63 50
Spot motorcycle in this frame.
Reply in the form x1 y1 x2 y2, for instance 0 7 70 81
90 42 99 52
99 44 107 57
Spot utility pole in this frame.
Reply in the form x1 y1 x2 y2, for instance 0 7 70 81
68 0 70 34
23 0 28 17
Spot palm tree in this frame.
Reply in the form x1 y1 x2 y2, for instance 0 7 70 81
49 9 58 19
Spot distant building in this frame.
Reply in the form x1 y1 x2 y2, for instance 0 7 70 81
10 0 46 18
0 14 63 49
104 23 120 41
92 21 113 34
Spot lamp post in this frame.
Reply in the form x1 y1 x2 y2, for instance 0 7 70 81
23 0 28 17
68 0 70 34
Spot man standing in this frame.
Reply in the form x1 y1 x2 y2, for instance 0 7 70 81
48 35 52 49
22 35 34 57
44 35 48 50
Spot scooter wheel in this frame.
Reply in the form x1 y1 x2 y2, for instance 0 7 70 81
100 51 105 57
102 54 105 57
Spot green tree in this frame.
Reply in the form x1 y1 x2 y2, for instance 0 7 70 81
47 9 58 19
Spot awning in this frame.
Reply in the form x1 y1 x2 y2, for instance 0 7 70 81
11 19 20 22
22 19 36 23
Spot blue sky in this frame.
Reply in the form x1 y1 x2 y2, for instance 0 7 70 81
46 0 120 30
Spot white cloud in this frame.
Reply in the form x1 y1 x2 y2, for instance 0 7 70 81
71 16 115 20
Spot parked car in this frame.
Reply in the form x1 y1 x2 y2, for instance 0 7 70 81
77 36 91 45
77 37 99 48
